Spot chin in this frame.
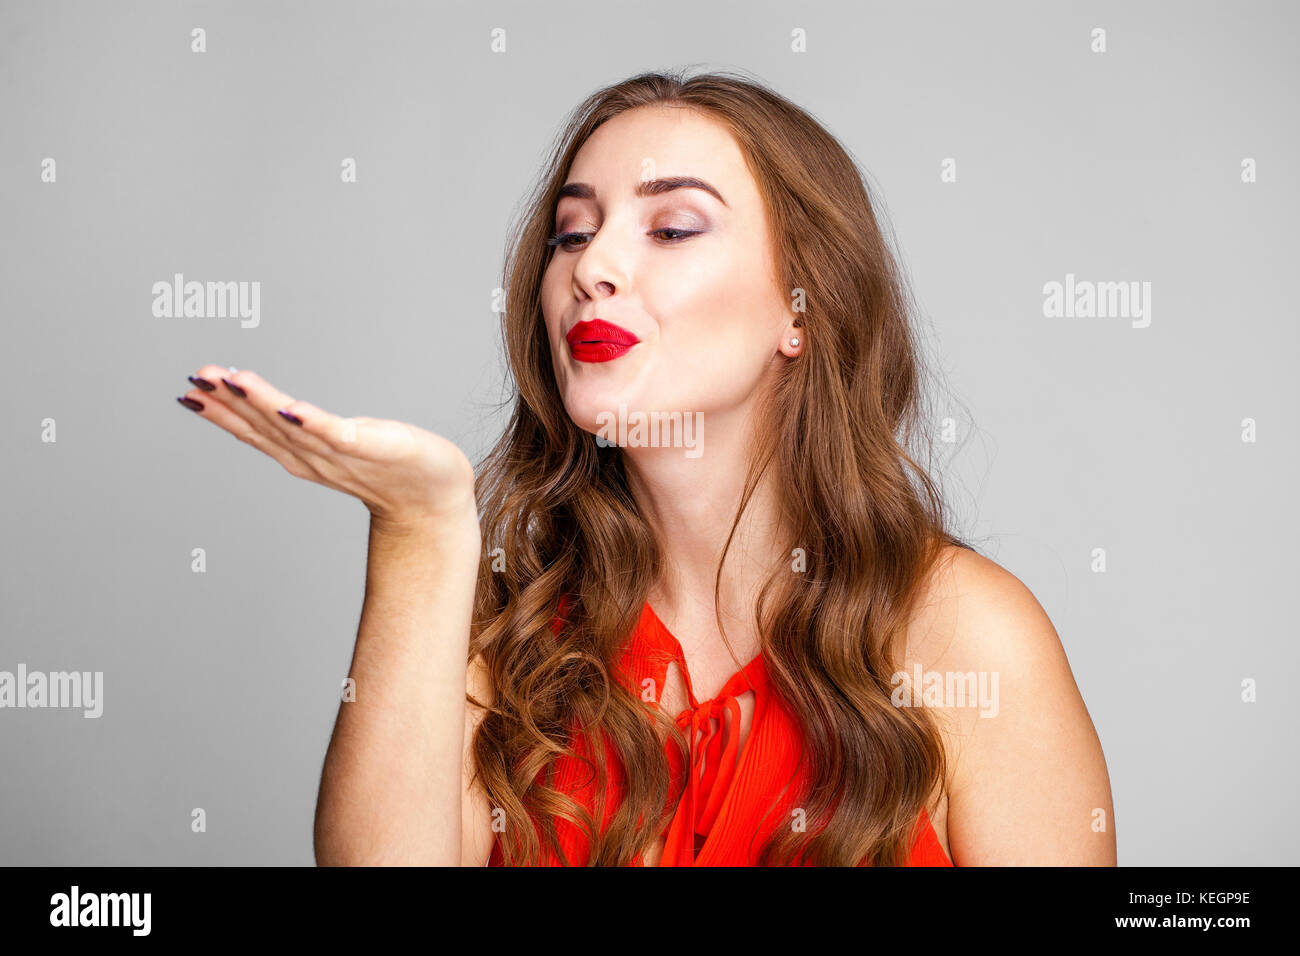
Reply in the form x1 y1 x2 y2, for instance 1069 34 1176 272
564 384 638 436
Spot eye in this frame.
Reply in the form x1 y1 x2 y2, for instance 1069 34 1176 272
545 231 591 251
650 227 699 242
545 227 701 252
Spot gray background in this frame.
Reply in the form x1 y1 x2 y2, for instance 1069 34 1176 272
1 0 1295 865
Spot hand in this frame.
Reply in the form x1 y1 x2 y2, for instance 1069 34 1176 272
176 366 478 526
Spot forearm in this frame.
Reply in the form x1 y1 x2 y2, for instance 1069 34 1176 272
314 502 481 865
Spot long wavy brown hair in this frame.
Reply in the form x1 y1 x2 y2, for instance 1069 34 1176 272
467 67 974 866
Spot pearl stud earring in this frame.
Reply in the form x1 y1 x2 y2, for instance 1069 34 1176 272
790 337 800 347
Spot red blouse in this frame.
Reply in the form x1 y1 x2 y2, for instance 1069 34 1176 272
488 600 952 866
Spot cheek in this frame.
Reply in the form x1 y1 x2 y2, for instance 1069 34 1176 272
648 253 778 405
538 263 571 387
678 239 773 336
540 260 564 335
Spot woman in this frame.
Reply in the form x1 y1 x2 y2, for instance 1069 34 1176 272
176 69 1116 866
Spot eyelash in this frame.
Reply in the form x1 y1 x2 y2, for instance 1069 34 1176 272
545 227 700 250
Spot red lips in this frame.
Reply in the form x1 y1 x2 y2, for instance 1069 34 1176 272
565 319 640 363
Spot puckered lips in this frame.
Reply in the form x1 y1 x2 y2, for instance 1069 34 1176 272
565 319 640 363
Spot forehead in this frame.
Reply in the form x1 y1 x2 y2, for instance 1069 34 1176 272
565 105 752 199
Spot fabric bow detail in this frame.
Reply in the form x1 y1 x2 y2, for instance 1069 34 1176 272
672 694 744 840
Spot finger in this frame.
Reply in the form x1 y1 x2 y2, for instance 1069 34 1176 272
190 364 292 451
269 399 371 456
177 385 326 484
224 371 399 468
214 368 341 462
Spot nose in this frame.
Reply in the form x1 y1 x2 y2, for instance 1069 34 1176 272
569 222 627 303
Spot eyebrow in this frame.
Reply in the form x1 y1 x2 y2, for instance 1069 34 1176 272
555 176 728 207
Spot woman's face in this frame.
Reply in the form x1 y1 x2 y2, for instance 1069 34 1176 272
540 105 797 445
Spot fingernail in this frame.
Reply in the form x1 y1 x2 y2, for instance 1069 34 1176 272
177 396 204 412
278 409 303 426
188 375 217 392
221 377 247 398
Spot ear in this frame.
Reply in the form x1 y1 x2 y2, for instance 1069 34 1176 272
779 320 803 358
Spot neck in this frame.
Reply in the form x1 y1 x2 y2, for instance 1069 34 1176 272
621 403 788 636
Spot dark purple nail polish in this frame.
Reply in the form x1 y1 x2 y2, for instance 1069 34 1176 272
188 375 217 391
221 377 247 398
278 409 303 426
177 396 204 412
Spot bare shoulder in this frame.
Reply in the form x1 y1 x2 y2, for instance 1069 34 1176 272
903 543 1068 675
902 543 1117 865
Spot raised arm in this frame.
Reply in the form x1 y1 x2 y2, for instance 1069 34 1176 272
176 366 489 865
